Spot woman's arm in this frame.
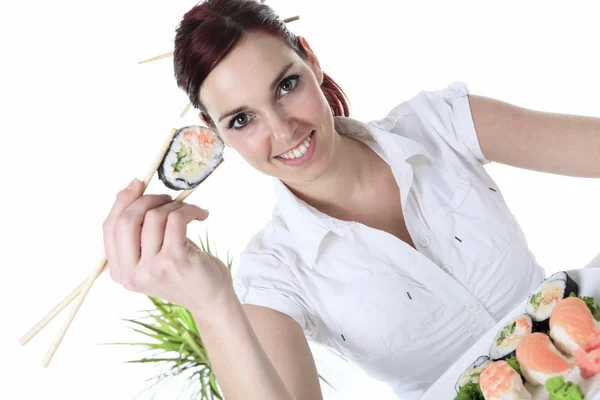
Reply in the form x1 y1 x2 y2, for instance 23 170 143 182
468 94 600 178
192 289 323 400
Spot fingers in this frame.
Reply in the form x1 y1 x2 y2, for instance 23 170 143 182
139 201 187 259
115 194 174 281
103 179 144 283
162 204 209 251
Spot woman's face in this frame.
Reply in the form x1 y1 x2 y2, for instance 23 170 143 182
199 31 337 186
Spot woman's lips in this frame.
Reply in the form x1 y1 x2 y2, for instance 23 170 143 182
275 131 316 167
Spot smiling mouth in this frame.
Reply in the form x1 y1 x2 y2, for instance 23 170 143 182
275 131 314 160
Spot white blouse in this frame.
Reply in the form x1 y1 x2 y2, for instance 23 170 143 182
232 82 545 399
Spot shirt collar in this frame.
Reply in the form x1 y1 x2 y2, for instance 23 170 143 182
271 115 432 268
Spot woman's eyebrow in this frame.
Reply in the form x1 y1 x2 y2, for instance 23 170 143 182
217 62 295 123
218 106 248 123
269 62 294 90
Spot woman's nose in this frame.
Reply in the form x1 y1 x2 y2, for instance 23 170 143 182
266 108 297 143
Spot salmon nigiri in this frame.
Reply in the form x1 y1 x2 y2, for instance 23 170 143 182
516 332 574 386
550 296 599 355
479 360 531 400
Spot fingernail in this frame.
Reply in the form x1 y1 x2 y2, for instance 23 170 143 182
127 179 138 189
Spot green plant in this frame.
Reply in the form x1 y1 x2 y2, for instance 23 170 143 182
105 231 335 399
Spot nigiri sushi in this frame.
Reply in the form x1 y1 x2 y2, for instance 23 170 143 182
526 271 578 325
550 296 599 355
516 332 573 386
574 331 600 379
489 314 533 360
158 125 224 190
479 360 531 400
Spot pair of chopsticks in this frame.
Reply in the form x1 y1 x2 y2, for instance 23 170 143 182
21 12 298 366
19 127 223 367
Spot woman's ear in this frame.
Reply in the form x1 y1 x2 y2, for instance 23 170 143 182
199 112 212 128
298 36 323 85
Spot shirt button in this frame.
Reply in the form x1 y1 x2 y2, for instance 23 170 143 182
441 264 453 275
465 302 477 313
418 235 431 247
460 180 470 190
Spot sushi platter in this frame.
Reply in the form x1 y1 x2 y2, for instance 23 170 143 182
422 268 600 400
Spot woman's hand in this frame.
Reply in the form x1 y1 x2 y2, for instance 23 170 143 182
102 178 233 314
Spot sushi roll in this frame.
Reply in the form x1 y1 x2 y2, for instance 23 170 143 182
489 314 533 360
549 296 599 356
158 126 224 190
516 332 574 386
525 271 578 324
455 355 493 392
479 360 531 400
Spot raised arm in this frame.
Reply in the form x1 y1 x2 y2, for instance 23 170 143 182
192 289 324 400
468 94 600 178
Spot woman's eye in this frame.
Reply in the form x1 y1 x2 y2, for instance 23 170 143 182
278 75 300 98
229 113 252 130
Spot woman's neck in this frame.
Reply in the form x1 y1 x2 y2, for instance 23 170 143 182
283 133 386 221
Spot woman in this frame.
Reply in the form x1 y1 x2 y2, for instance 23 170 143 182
101 0 600 399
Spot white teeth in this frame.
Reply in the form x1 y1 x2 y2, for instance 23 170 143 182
278 133 313 160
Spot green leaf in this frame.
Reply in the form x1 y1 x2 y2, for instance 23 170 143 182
108 229 336 398
318 373 336 391
505 355 522 375
205 229 211 254
122 318 181 340
182 331 210 365
124 357 188 364
454 381 484 400
208 370 222 399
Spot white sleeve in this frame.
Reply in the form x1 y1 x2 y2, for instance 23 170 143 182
232 252 314 334
413 81 490 165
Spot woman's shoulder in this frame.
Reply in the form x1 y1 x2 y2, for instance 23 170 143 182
369 81 489 166
238 214 303 271
372 81 470 127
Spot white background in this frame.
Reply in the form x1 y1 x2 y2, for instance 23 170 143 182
2 1 599 399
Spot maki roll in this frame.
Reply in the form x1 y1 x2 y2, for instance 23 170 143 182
525 271 578 325
489 314 533 360
455 355 493 392
158 126 224 190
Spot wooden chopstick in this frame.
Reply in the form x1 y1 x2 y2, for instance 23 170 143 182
40 127 179 367
21 156 223 352
137 51 174 65
136 15 300 64
180 102 192 118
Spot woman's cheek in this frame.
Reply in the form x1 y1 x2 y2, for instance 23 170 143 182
240 125 272 167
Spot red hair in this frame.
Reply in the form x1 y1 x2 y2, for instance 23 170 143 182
173 0 350 126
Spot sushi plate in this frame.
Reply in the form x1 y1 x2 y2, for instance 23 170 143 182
422 268 600 400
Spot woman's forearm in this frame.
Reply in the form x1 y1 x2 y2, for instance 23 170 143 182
192 289 295 400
